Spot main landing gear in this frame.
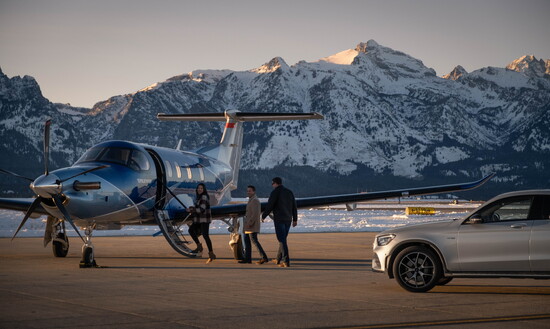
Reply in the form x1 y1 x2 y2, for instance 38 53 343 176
44 216 70 257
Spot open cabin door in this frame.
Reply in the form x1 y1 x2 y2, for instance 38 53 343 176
145 149 166 209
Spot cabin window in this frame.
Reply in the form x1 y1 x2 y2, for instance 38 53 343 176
174 161 181 178
186 166 192 179
189 165 201 181
198 165 205 181
164 160 173 178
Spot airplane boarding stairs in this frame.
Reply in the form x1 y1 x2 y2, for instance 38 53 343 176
154 210 199 258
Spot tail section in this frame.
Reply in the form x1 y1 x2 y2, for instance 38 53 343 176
157 110 323 190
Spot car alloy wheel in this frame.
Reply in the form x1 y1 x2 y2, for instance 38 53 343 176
393 246 442 292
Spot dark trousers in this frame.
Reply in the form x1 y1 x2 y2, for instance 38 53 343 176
243 232 268 262
274 220 292 264
188 222 213 252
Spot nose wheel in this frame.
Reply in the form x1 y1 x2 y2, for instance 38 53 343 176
79 224 98 268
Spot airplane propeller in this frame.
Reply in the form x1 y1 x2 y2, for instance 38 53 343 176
0 169 34 182
0 119 106 242
11 197 44 240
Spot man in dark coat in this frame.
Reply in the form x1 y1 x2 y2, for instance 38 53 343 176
261 177 297 267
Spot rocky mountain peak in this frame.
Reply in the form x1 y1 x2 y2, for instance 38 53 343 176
355 40 380 53
252 57 289 74
0 70 43 101
443 65 467 80
352 40 436 77
506 55 549 78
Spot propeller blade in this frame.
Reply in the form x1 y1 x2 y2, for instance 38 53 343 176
11 197 44 240
52 195 85 243
59 165 109 183
44 119 51 175
0 168 34 182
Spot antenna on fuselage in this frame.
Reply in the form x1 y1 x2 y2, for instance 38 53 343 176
175 139 182 151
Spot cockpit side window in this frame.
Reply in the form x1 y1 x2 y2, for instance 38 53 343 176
129 150 151 171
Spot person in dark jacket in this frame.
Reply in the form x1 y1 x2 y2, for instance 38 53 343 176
261 177 297 267
187 183 216 264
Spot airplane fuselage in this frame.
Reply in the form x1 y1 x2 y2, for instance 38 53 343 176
46 140 233 229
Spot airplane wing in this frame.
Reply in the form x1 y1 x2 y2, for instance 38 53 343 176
0 197 47 214
211 173 495 218
0 174 494 220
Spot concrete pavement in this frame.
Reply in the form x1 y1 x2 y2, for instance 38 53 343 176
1 233 550 329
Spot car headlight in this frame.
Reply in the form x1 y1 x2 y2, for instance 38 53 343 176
376 234 396 246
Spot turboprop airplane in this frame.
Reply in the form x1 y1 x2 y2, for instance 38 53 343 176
0 110 494 267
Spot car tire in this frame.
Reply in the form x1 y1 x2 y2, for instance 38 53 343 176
392 246 442 292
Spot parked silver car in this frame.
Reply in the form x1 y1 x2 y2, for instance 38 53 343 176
372 190 550 292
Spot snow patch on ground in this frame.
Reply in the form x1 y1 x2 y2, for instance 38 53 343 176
0 202 479 237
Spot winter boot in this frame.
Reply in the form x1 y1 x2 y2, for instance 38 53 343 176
192 243 203 257
206 251 216 264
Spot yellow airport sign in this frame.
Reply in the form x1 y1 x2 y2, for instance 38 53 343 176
405 207 436 215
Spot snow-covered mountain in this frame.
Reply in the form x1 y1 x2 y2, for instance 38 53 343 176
1 40 549 198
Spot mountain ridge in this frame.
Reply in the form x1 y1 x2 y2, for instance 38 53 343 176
1 40 549 198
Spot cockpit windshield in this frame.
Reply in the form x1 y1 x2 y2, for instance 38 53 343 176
76 147 151 171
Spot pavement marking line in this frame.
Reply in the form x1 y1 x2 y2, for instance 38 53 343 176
331 313 550 329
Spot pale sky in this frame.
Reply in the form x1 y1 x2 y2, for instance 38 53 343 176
1 0 549 108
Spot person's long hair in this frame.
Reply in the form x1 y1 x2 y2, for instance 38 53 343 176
195 183 209 200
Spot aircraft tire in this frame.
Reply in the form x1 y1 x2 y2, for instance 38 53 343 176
52 233 69 258
80 247 96 268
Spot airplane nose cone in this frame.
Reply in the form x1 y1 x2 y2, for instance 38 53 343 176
30 174 61 198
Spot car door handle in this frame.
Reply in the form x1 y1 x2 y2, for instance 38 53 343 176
510 223 527 229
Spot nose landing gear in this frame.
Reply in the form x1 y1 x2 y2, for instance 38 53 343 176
79 224 98 268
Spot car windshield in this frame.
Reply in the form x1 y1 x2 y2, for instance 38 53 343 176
76 147 150 171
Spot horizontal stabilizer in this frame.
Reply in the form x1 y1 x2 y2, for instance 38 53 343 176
157 112 323 122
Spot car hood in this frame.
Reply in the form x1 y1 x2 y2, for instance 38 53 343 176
379 219 456 235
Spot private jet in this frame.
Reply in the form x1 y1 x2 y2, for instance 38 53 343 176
0 111 494 267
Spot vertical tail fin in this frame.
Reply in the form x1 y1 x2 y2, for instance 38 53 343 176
157 111 323 190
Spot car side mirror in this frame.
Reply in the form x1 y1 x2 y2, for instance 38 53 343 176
467 214 483 224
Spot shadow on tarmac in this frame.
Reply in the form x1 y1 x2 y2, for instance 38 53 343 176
433 284 550 295
81 257 371 271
